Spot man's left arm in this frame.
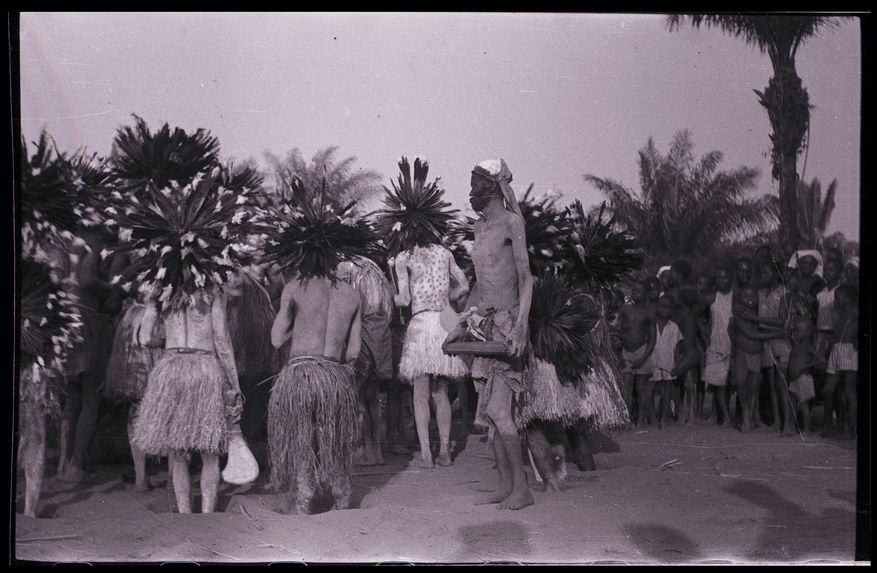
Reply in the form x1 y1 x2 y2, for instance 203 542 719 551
508 214 533 357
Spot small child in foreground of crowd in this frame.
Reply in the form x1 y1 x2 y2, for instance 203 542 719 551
787 316 824 435
730 286 784 433
651 295 682 428
821 284 859 439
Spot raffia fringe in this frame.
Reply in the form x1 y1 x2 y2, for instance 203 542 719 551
268 358 359 491
102 303 162 401
518 357 629 430
399 311 468 381
132 352 228 455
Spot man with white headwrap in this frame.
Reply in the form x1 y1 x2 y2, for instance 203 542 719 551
446 159 535 510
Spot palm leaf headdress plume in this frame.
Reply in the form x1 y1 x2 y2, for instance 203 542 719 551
373 156 460 258
446 216 476 284
20 131 107 257
110 114 220 197
18 251 83 419
517 185 566 278
529 274 602 383
560 200 644 290
254 176 381 283
102 117 262 310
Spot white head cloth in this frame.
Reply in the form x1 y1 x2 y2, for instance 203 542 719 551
788 249 824 277
472 159 522 217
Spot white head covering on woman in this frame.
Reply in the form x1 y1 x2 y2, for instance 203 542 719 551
788 249 824 278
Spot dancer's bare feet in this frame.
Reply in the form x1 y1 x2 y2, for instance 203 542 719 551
436 453 453 467
416 456 434 469
498 489 534 510
475 488 512 505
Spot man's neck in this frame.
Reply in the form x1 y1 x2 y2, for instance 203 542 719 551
480 196 506 220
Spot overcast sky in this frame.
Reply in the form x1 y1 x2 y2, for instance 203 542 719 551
17 12 862 241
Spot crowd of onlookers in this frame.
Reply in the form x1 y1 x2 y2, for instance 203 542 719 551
610 245 860 439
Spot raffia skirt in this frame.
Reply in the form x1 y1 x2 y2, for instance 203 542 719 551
398 310 468 382
518 357 630 431
102 302 163 401
132 349 228 456
268 357 359 491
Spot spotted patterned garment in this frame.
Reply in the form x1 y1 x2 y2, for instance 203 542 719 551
393 244 469 314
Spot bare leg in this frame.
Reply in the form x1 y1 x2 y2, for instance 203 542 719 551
486 380 533 510
57 375 82 478
329 472 353 510
20 402 45 518
66 371 101 480
365 380 385 465
412 375 434 467
621 371 635 424
127 404 148 491
635 375 651 428
777 371 795 436
169 451 192 514
734 356 751 433
842 371 857 438
295 467 315 515
821 373 840 436
199 453 220 513
385 383 409 455
476 432 513 504
432 377 452 466
715 385 732 428
354 379 376 466
527 427 560 491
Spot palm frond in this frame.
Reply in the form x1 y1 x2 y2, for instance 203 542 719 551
108 162 262 310
518 185 566 277
559 201 644 288
529 276 603 382
254 176 381 282
21 131 107 252
373 156 460 257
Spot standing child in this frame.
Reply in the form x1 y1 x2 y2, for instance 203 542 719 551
674 288 703 426
730 286 785 432
618 280 656 426
651 295 682 428
787 316 823 434
821 284 859 439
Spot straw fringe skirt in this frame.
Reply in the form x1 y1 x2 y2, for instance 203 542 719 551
398 311 468 382
268 357 359 491
132 351 228 456
102 303 163 401
519 358 630 430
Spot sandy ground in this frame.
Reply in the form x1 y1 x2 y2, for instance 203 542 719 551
11 410 865 565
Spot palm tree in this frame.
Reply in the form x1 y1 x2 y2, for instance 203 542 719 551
263 146 382 211
667 14 842 260
585 129 775 263
795 176 837 250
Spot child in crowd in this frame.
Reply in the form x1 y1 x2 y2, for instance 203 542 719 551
651 295 682 429
787 316 823 434
674 288 703 426
618 280 656 425
730 286 784 432
821 284 859 439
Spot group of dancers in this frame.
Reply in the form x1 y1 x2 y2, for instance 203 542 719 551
19 119 634 518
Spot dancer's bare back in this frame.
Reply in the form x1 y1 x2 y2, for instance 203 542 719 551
271 277 362 363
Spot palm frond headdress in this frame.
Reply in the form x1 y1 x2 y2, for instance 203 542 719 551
17 252 83 417
103 118 262 310
559 200 644 289
255 176 381 283
20 131 108 257
517 185 566 277
373 157 459 257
